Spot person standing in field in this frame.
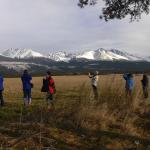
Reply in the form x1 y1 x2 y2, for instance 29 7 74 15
141 74 149 98
123 73 134 96
0 74 4 106
21 70 33 106
88 71 99 99
41 71 56 111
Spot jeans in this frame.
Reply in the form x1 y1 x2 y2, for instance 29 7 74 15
23 89 32 104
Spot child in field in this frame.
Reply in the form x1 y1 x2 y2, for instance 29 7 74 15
141 74 149 98
41 71 56 111
88 71 99 99
0 74 4 106
123 73 134 96
21 70 33 106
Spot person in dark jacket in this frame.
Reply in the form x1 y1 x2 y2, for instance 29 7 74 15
123 73 134 96
21 70 33 106
0 74 4 106
141 74 149 98
44 71 56 111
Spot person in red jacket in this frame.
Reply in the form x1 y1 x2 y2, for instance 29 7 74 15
42 71 56 111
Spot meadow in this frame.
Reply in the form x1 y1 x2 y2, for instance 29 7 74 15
0 75 150 150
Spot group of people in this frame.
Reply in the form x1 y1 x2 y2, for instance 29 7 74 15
123 73 149 98
0 70 56 110
21 70 56 110
88 72 149 99
0 71 149 109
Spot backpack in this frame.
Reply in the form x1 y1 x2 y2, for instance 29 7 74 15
41 78 49 92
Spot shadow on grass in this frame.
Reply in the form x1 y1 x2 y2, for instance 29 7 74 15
54 122 150 147
0 102 150 149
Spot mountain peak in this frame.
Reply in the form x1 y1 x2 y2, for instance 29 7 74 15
1 48 44 58
76 48 143 61
48 51 73 62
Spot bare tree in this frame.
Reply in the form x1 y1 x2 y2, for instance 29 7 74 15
78 0 150 21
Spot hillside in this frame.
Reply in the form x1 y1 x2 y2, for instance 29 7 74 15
0 59 150 76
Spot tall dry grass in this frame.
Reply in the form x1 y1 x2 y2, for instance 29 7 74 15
1 74 150 149
50 75 150 137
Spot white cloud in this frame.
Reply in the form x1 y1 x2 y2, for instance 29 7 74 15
0 0 149 56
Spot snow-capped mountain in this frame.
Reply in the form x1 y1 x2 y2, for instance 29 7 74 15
1 48 44 58
48 51 73 62
76 48 143 61
47 48 144 62
0 48 146 62
0 48 149 75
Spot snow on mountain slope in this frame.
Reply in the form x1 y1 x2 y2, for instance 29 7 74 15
0 48 145 62
76 48 143 61
1 48 44 58
0 61 49 72
0 61 31 71
48 51 72 62
144 56 150 62
109 49 143 61
76 51 95 60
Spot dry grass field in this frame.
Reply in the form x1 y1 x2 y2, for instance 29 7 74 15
0 74 150 150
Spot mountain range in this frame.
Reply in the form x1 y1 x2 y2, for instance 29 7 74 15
0 48 147 62
0 48 150 76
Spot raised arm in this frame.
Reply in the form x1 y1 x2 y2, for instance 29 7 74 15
88 73 93 78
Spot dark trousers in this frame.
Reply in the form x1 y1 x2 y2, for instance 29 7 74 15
23 89 32 105
46 91 53 104
143 86 149 98
23 89 31 100
126 88 132 96
0 90 4 106
92 85 98 100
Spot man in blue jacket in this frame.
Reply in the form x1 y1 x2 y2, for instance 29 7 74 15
21 70 33 106
123 73 134 96
0 74 4 106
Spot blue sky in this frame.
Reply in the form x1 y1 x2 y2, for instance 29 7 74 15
0 0 150 56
